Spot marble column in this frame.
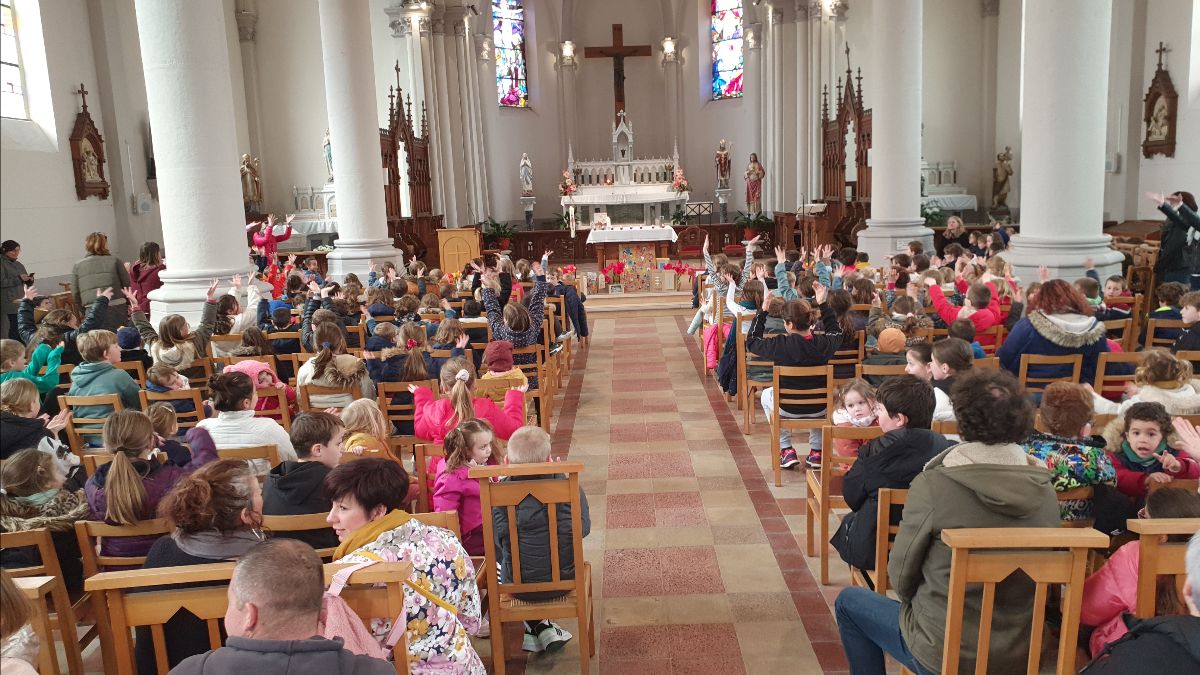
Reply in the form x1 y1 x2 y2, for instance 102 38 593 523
417 16 448 218
132 0 252 322
794 2 811 207
429 13 462 227
235 0 264 185
317 0 399 279
746 22 763 215
559 47 580 170
856 0 932 262
455 16 489 225
979 0 999 209
1007 0 1123 282
661 40 681 157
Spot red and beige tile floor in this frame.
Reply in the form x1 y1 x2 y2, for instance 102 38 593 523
487 315 853 674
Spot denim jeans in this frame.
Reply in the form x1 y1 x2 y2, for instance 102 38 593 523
834 586 936 675
760 386 824 451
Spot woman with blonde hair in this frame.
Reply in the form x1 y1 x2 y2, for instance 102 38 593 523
124 280 219 379
84 410 218 559
411 357 525 444
71 231 130 331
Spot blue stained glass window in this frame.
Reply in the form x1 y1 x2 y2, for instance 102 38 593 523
493 0 528 108
710 0 743 100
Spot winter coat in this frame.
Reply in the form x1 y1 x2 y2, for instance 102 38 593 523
128 262 164 313
170 637 396 675
71 253 130 311
1081 541 1145 657
998 311 1111 385
17 296 107 366
1105 444 1200 498
1149 306 1185 346
861 352 907 386
0 488 88 592
1173 326 1200 353
744 303 842 416
1021 432 1115 521
1092 380 1200 417
0 342 63 394
928 281 1002 346
222 359 296 420
889 442 1060 673
262 460 338 550
479 368 527 404
493 473 591 601
67 360 142 419
432 463 486 556
133 299 218 377
1156 203 1193 279
365 346 461 385
412 385 525 444
831 428 953 571
483 278 547 388
85 427 219 559
0 255 27 315
1080 615 1200 674
550 281 589 338
295 354 375 408
1 412 61 458
195 410 297 470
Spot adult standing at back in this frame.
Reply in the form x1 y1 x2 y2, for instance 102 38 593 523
72 232 130 331
1148 190 1199 287
128 241 165 316
1 240 32 341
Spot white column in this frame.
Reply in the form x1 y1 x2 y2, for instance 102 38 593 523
794 1 811 207
456 18 489 224
746 22 763 215
235 0 264 193
417 17 448 216
133 0 252 323
317 0 399 279
809 4 826 200
661 44 680 154
979 0 999 210
856 0 932 262
1008 0 1122 281
560 54 580 169
429 14 461 227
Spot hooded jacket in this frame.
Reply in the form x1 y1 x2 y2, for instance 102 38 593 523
0 412 58 458
133 300 217 376
170 637 395 675
928 281 1003 346
432 462 487 556
195 410 297 470
1080 615 1200 674
831 428 953 572
412 385 525 444
262 461 338 550
295 354 375 409
67 359 142 418
889 441 1060 674
128 261 164 313
1092 380 1200 417
17 296 107 366
998 310 1111 385
493 473 591 601
222 359 296 418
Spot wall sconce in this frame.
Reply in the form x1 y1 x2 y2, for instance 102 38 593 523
662 36 677 63
560 40 577 67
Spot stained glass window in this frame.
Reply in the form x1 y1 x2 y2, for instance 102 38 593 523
493 0 528 108
1 0 28 119
710 0 743 100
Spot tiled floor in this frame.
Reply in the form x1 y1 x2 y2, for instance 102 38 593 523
506 315 852 675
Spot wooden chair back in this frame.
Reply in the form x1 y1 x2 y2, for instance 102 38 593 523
345 322 365 348
1146 318 1189 350
298 382 364 411
869 487 908 595
768 365 834 487
734 314 777 433
186 357 215 393
1056 486 1096 529
1125 517 1200 618
1102 293 1144 345
977 324 1006 355
855 362 907 381
470 462 593 675
829 331 866 384
429 347 473 365
1176 350 1200 371
0 528 89 675
975 356 1000 370
81 452 165 480
58 394 123 454
932 419 959 436
139 389 207 429
253 385 292 431
206 333 243 358
74 519 173 577
915 327 949 342
215 353 278 370
216 444 281 468
377 379 437 455
809 425 882 584
260 513 337 559
1103 318 1136 352
114 360 147 386
413 443 446 513
512 343 552 431
939 527 1109 675
1093 352 1143 399
407 510 463 540
1018 353 1082 392
84 561 414 675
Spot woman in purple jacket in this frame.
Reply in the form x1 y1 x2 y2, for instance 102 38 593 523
85 410 218 560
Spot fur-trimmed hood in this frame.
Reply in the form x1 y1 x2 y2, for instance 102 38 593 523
1028 311 1106 348
312 353 369 388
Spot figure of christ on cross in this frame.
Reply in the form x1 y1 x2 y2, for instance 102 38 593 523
584 24 652 123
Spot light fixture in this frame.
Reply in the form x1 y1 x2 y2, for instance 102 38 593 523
560 40 577 67
662 37 676 56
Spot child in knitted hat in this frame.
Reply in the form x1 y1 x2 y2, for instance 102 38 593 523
860 328 908 386
117 326 153 370
479 340 527 404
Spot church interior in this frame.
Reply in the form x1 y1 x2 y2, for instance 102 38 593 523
1 0 1199 673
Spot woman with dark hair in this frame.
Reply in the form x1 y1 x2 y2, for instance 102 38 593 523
128 241 165 315
0 240 31 340
71 232 130 331
325 458 485 672
195 372 296 473
1148 190 1200 287
998 278 1111 386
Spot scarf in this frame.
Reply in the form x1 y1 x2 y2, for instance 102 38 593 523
1120 440 1166 468
332 509 414 561
173 528 265 560
13 488 61 508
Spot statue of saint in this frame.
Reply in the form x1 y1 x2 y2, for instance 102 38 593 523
715 139 732 190
81 142 101 182
519 153 534 196
240 154 262 206
744 152 766 214
1147 98 1170 141
992 146 1014 209
323 129 334 183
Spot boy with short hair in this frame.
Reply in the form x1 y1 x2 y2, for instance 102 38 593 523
146 363 203 415
1149 281 1189 345
67 329 141 421
262 411 345 549
948 319 986 359
906 241 924 258
494 426 591 654
1174 291 1200 352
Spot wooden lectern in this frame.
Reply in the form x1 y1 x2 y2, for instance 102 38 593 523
437 228 481 276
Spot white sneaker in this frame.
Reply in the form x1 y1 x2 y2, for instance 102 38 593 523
536 621 573 653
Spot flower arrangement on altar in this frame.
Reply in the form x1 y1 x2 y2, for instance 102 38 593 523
559 170 577 196
601 261 625 283
664 260 697 277
557 264 577 278
671 167 691 194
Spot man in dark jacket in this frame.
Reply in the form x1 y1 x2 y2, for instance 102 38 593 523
262 412 343 550
172 539 394 675
831 376 952 574
493 426 590 654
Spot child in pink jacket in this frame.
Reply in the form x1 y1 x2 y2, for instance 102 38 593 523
222 358 297 421
432 419 498 556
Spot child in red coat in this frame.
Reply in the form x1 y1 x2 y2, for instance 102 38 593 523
1105 401 1200 499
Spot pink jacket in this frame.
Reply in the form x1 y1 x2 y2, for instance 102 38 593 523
222 359 297 417
432 462 490 556
252 223 293 260
412 386 525 443
1081 541 1139 657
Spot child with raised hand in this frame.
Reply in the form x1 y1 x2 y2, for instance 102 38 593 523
411 356 526 444
17 284 107 366
1103 401 1200 499
433 418 497 556
831 379 878 459
0 337 63 395
483 257 548 391
125 280 219 379
924 272 1002 349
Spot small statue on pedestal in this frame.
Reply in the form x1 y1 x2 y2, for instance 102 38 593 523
519 153 534 196
715 139 731 190
745 152 766 214
240 154 262 210
323 129 334 183
991 145 1013 210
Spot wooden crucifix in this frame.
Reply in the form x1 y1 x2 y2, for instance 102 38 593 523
584 24 652 122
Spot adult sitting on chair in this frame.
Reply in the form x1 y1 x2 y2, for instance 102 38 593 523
834 368 1060 675
170 538 394 675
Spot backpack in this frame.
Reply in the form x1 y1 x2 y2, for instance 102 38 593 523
317 560 404 661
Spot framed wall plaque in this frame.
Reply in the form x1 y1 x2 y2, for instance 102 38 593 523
70 84 110 200
1142 42 1178 159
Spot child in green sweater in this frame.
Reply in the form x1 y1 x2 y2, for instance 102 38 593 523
0 338 64 394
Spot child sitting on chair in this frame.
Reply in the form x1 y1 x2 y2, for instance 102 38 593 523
146 364 206 417
433 418 497 557
493 425 589 655
1103 401 1200 500
479 340 527 405
831 379 878 459
221 358 297 422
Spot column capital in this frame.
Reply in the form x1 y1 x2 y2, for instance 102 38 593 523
430 14 446 35
746 22 764 49
982 0 999 17
831 0 849 21
418 15 432 36
769 8 784 26
235 9 258 42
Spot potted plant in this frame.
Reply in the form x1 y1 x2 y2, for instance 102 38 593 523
482 217 517 250
735 211 774 240
552 212 570 230
670 206 688 228
920 203 947 230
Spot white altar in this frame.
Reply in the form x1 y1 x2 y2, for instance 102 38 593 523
290 184 338 235
561 112 689 227
586 224 679 245
921 160 978 213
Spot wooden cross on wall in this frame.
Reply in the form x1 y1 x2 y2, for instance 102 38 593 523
584 24 652 123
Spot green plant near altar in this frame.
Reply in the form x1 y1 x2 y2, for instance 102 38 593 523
482 217 517 248
671 206 688 227
921 203 947 229
734 210 773 239
551 212 570 230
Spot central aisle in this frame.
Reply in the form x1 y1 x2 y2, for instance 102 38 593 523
513 315 849 674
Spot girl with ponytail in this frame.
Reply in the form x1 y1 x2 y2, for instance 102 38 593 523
432 419 496 555
295 321 375 408
365 321 466 434
84 410 219 560
410 357 525 444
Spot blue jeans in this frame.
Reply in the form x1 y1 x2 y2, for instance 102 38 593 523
834 587 936 675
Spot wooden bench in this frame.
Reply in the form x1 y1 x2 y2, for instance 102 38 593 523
809 425 882 584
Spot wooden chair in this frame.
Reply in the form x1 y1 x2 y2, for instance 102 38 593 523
975 356 1000 370
914 327 949 342
1125 516 1200 618
932 419 959 436
413 443 446 513
1103 318 1136 352
1056 486 1096 529
297 382 364 411
829 331 866 386
80 452 166 479
470 462 594 675
850 487 907 595
58 394 123 454
429 347 474 367
260 513 337 559
939 527 1109 674
1102 293 1144 347
734 314 776 433
278 350 308 385
114 360 147 386
216 444 280 468
0 528 90 675
768 365 834 487
377 379 437 458
13 575 68 675
206 333 243 357
214 353 278 370
1177 350 1200 371
84 561 414 675
345 322 366 349
1093 352 1143 401
186 357 215 394
855 362 907 381
512 344 552 432
977 324 1006 355
1146 318 1189 350
808 425 883 584
1018 353 1082 393
139 389 207 429
253 385 292 431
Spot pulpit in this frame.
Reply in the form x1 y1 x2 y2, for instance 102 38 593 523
437 228 481 276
